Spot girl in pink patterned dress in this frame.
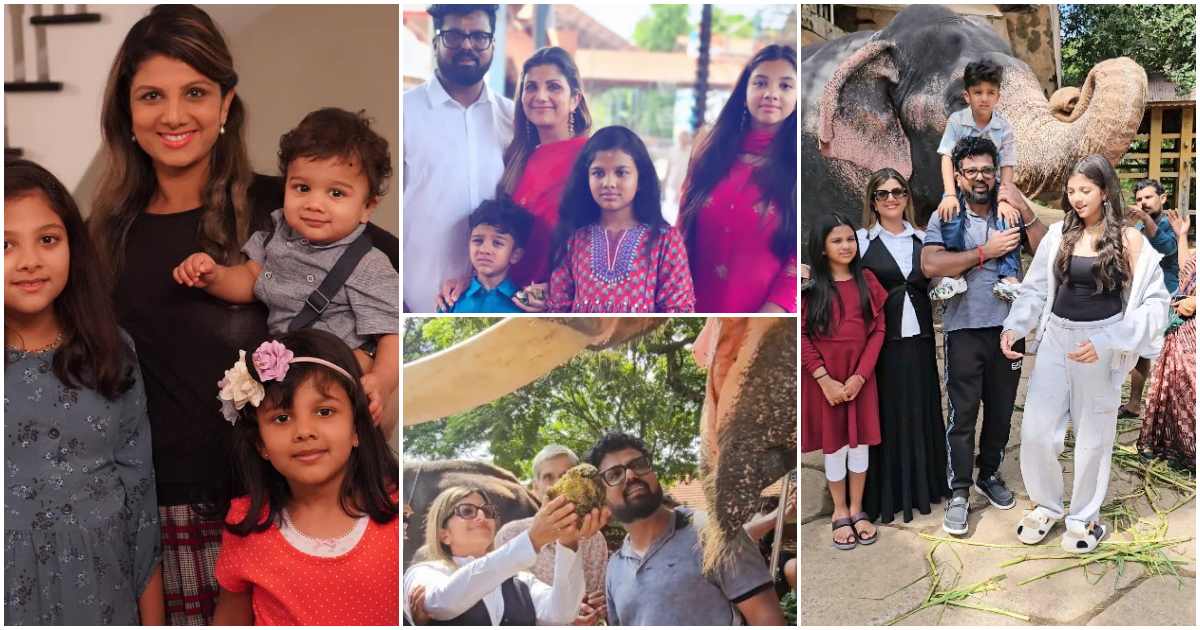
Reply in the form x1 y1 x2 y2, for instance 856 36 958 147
546 126 695 313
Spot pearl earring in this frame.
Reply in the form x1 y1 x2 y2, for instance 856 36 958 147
220 124 226 135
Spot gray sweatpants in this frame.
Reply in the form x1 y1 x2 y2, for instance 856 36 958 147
1020 312 1125 529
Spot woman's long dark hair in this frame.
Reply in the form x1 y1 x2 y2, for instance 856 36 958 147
92 4 255 276
225 329 398 535
679 43 796 262
4 159 135 400
803 212 872 338
1056 155 1129 293
497 46 593 196
550 126 665 271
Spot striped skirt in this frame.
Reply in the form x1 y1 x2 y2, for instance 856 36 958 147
159 504 223 625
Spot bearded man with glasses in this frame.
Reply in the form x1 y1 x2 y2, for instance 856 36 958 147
404 4 515 313
921 136 1047 538
587 432 785 625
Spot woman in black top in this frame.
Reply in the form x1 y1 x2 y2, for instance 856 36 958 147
88 6 399 623
855 168 950 524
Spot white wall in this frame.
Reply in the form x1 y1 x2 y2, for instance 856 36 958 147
5 5 148 197
5 5 399 236
205 4 399 235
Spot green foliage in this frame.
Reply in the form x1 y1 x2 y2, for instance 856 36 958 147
1060 5 1195 94
633 5 689 52
403 318 708 486
589 86 677 139
633 5 757 52
780 591 796 625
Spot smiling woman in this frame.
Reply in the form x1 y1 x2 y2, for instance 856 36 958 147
86 5 283 625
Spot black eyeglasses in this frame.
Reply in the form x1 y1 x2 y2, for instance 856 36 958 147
437 29 494 50
445 502 497 524
598 455 654 487
959 166 996 179
872 188 908 201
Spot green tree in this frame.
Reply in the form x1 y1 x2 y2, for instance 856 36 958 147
633 5 758 52
403 318 707 485
589 86 677 138
1060 4 1195 94
633 4 688 52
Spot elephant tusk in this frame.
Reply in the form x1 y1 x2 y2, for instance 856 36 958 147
403 318 594 425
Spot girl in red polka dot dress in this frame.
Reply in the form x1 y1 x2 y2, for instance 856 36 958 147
211 329 399 625
545 126 696 313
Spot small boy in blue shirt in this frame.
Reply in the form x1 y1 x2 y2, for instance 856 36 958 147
932 60 1022 302
448 198 534 313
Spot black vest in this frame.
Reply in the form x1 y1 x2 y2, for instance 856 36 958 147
860 230 933 340
428 576 537 626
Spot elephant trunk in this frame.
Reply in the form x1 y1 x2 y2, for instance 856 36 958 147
1002 57 1147 202
698 319 797 578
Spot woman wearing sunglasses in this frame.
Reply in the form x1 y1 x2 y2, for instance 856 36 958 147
855 169 950 527
402 486 607 625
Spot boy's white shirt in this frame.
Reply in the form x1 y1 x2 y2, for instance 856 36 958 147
402 530 585 625
1002 221 1171 372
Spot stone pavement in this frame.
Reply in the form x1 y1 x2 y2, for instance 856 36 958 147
801 336 1196 626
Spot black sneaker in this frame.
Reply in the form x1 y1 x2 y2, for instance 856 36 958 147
975 475 1015 509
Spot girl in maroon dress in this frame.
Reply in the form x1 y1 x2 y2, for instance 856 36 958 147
802 212 886 549
546 126 695 313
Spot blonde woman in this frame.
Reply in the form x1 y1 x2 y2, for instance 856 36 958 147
403 486 607 625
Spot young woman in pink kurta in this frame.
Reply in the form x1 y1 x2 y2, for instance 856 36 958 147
679 44 797 313
547 126 695 313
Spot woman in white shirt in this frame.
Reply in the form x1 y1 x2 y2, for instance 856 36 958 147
854 168 950 530
1002 155 1170 553
403 485 606 625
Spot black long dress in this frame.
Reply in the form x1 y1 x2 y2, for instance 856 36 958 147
859 228 950 523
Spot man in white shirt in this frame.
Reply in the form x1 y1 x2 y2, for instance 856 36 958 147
404 4 515 313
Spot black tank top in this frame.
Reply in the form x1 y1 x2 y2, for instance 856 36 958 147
1052 255 1123 321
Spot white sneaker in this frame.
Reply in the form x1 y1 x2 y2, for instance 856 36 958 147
930 276 968 301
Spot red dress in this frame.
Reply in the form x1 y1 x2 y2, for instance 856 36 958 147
546 223 696 313
801 272 886 454
685 128 796 312
215 496 400 625
509 136 589 286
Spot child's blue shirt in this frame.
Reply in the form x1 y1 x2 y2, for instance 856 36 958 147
450 277 523 313
937 107 1017 168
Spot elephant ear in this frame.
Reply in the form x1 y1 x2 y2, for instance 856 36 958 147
817 39 912 179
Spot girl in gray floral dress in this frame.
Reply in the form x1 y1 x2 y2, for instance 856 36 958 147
4 160 162 624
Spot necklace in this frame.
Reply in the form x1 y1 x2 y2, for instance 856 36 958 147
5 332 64 357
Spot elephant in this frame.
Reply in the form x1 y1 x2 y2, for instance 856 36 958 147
402 459 540 566
801 4 1147 245
403 317 797 578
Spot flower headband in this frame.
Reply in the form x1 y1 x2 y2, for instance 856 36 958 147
217 340 354 425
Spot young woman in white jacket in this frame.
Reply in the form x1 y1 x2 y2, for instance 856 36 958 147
1000 155 1170 553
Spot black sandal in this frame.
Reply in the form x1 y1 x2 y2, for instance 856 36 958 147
831 517 857 550
850 512 877 545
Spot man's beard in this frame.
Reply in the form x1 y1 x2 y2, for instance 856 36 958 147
963 181 996 206
611 480 663 523
438 48 491 86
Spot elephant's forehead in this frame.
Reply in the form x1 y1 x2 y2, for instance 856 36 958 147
902 87 949 134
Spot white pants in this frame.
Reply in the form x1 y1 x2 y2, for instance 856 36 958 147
825 445 869 482
1020 312 1125 528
